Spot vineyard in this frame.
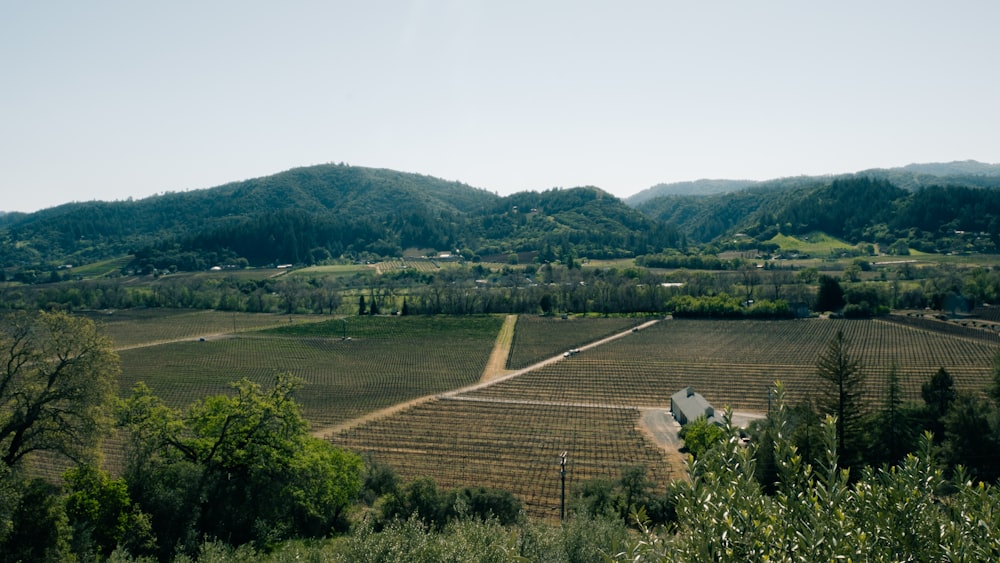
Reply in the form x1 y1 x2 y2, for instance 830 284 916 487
505 315 646 369
60 310 1000 521
117 315 503 429
465 316 999 413
329 397 683 519
373 258 443 275
78 309 323 350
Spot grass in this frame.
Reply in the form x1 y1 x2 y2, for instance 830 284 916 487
766 232 858 255
67 256 131 278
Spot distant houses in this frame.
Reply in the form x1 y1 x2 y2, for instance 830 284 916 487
670 386 723 426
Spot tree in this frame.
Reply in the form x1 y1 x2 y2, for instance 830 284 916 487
872 363 915 465
63 464 154 558
679 416 727 458
922 367 957 442
815 275 845 313
0 311 120 469
739 262 759 304
815 330 864 464
942 392 1000 481
989 348 1000 405
118 375 363 556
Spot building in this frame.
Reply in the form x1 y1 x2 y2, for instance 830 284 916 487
671 386 722 426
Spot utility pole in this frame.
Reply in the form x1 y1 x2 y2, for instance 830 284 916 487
560 451 567 521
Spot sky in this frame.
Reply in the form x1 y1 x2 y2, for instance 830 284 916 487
2 1 999 213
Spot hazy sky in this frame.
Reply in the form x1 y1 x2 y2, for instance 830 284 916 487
3 1 999 213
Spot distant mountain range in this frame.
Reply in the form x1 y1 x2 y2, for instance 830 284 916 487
626 160 1000 205
2 160 1000 277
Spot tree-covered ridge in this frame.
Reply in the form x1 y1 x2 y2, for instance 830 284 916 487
1 164 499 270
2 168 684 273
637 176 1000 253
7 162 1000 277
471 187 684 259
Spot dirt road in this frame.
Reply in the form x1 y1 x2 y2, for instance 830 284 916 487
311 317 663 439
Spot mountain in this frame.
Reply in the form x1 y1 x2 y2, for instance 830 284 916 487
897 160 1000 177
625 179 758 206
635 173 1000 254
628 160 1000 206
0 164 678 274
5 160 1000 279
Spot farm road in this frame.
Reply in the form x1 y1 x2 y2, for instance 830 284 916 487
311 317 661 439
113 332 230 351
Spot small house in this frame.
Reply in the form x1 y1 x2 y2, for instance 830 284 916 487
671 386 722 426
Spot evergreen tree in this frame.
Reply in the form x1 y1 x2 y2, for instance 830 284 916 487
815 275 845 313
922 367 957 442
815 330 864 465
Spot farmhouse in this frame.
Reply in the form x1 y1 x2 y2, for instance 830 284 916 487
670 386 722 426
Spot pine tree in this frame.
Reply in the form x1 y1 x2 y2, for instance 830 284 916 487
815 330 864 464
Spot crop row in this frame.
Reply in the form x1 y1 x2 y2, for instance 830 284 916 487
78 309 323 350
374 258 440 274
880 313 1000 343
505 315 644 369
330 397 683 519
465 317 996 413
118 316 503 428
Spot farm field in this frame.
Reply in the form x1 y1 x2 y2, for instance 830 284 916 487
58 309 1000 521
329 397 683 520
466 316 1000 413
77 308 324 349
506 315 646 369
117 315 504 429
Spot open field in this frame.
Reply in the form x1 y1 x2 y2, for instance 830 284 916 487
765 232 857 255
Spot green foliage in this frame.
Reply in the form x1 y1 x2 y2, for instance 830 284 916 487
64 464 155 559
814 275 845 313
922 366 957 437
815 330 865 465
376 477 523 531
0 478 72 563
678 416 727 458
118 375 364 558
667 293 792 318
616 383 1000 562
571 466 677 529
0 310 120 469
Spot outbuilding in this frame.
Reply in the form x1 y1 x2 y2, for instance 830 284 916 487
670 386 722 426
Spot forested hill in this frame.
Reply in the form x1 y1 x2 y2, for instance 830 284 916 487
6 161 1000 276
634 174 1000 253
627 160 1000 204
0 164 680 273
